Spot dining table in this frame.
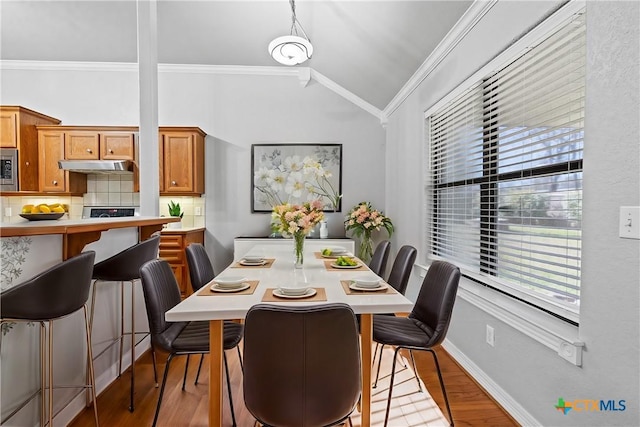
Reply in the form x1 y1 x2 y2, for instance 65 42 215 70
165 244 414 427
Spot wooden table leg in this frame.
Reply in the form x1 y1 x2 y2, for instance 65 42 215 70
360 313 372 427
209 320 223 427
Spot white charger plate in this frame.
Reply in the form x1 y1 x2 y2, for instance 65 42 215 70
239 259 268 266
273 288 317 299
349 282 388 292
210 283 251 293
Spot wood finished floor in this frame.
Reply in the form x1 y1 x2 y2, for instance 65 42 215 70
70 344 518 427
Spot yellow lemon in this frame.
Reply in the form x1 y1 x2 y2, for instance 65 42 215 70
31 205 41 214
52 206 65 213
38 204 51 213
22 204 34 214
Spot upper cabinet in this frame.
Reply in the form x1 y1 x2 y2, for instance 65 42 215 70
0 106 61 191
159 127 205 196
38 130 87 193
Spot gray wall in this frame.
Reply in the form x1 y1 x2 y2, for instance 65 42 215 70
386 1 639 425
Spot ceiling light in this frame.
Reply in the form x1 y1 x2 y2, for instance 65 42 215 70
268 0 313 66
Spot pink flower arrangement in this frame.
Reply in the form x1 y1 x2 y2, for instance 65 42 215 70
344 202 394 261
272 200 325 237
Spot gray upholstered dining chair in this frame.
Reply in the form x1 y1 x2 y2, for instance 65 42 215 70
373 260 461 426
368 240 391 277
243 303 361 427
139 259 243 427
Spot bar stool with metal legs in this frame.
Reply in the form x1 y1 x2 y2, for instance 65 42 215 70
0 251 99 426
89 234 160 412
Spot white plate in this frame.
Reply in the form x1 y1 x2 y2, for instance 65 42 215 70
324 246 347 254
349 282 388 292
321 252 352 259
330 262 362 269
210 283 251 293
243 256 265 263
272 288 317 299
239 259 268 266
277 286 311 296
214 276 248 286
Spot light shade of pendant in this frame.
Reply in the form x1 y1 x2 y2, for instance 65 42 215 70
268 35 313 66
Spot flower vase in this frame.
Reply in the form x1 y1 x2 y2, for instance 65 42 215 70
293 232 305 268
358 232 374 262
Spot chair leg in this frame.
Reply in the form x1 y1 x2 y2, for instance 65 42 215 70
236 346 244 374
47 320 54 427
223 352 237 427
40 322 46 427
151 345 159 387
372 342 379 367
129 280 136 412
383 346 402 427
83 305 100 426
183 354 191 391
118 281 125 378
427 349 454 426
373 343 385 388
152 353 174 427
409 350 422 392
195 354 204 385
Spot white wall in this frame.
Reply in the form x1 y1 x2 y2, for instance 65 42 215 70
386 1 639 425
0 66 386 274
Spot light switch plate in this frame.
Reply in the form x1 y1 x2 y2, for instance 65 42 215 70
619 206 640 239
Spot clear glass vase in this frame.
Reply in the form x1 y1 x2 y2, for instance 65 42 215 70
293 232 305 268
358 231 374 262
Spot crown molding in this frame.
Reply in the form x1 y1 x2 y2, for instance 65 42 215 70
1 60 383 122
383 0 498 116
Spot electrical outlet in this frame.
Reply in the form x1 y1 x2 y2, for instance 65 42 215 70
486 325 495 347
619 206 640 239
195 206 202 216
4 207 11 217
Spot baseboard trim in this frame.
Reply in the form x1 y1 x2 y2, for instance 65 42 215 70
442 339 541 426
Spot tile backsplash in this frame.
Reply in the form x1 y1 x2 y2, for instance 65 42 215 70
1 173 205 227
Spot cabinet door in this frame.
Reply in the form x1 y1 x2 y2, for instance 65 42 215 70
65 131 99 159
0 111 17 148
38 131 66 192
163 133 193 193
101 133 134 160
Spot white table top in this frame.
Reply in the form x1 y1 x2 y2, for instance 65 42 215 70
166 245 414 322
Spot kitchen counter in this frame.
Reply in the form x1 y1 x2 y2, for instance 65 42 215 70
0 216 179 259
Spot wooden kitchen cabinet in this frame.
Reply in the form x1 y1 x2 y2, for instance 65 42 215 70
38 130 86 193
65 131 99 159
0 106 61 191
159 228 205 298
159 127 205 195
53 126 136 161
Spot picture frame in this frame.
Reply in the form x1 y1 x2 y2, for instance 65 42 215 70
251 143 343 213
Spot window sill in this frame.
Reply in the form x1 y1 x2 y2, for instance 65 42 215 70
415 263 584 366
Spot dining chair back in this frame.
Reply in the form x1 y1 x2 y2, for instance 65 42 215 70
243 303 361 427
185 243 214 292
386 245 417 294
368 240 391 277
140 259 243 427
0 251 99 426
373 260 460 426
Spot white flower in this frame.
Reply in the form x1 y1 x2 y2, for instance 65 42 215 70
268 169 287 192
254 166 271 186
284 155 303 173
285 171 305 198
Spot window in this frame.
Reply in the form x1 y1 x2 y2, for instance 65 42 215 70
427 13 585 320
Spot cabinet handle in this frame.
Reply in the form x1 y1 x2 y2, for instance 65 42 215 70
86 149 93 153
172 180 177 185
25 161 30 166
52 180 58 185
108 149 114 153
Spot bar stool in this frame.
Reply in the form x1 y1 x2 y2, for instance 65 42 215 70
89 234 160 412
0 251 99 426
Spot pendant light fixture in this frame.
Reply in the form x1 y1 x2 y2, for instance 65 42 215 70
268 0 313 66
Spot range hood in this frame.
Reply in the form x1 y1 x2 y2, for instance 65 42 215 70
58 159 133 174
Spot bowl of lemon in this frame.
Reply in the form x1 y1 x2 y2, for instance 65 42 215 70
19 204 66 221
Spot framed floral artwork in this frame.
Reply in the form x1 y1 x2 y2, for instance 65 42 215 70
251 143 343 213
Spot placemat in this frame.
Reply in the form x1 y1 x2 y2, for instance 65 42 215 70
261 287 327 302
323 260 369 272
197 280 260 296
341 280 397 295
230 258 275 268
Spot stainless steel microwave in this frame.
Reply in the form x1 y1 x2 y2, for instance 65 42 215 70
0 148 18 191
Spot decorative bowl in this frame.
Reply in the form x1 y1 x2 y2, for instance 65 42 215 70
19 213 65 221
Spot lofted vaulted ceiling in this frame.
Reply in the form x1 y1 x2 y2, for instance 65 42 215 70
0 0 473 111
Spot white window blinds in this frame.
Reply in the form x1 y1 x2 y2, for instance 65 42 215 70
428 13 585 317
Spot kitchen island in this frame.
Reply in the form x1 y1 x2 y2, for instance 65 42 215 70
0 215 178 426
